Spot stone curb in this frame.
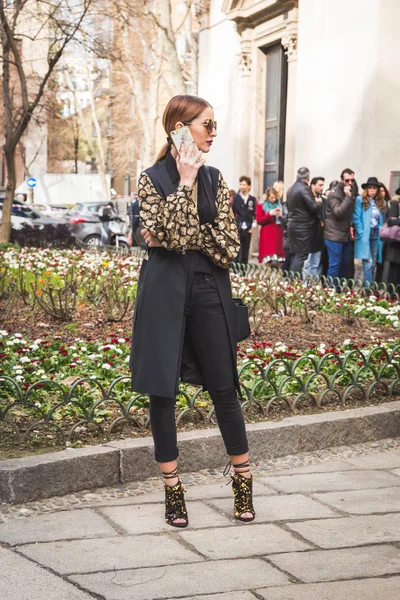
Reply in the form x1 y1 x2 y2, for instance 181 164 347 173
1 401 399 504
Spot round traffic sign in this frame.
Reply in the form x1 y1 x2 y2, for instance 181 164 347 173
27 177 37 188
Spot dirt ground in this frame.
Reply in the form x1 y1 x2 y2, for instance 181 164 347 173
2 298 399 349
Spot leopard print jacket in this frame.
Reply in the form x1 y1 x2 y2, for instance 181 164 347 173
137 171 240 269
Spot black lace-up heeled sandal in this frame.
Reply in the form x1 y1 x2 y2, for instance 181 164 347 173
224 460 255 522
162 467 189 528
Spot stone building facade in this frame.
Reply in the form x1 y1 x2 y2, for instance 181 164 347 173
198 0 400 197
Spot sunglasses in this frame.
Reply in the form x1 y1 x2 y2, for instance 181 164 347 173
185 119 217 134
344 178 355 183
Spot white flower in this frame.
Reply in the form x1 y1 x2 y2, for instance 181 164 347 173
14 333 22 339
34 339 42 345
20 356 31 364
118 338 125 344
80 347 87 352
125 356 130 363
115 348 123 355
72 353 78 358
265 348 273 354
101 363 111 370
15 375 24 382
343 339 351 346
0 330 8 336
69 345 77 351
13 368 23 375
90 375 97 379
30 344 39 351
6 341 13 346
36 369 45 375
88 353 97 360
277 366 286 372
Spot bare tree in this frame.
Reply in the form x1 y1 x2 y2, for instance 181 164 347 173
108 0 200 175
0 0 92 243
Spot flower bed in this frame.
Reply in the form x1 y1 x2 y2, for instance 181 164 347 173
1 327 400 454
2 247 400 457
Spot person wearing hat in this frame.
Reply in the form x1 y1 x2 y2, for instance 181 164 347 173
353 176 386 283
383 186 400 287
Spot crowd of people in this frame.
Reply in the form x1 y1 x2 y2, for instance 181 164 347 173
231 168 400 286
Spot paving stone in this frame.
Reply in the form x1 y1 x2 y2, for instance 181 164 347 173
209 493 337 522
179 523 310 559
0 547 92 600
392 468 400 477
268 544 400 582
0 508 117 545
70 558 290 600
18 534 202 574
267 460 355 476
260 469 400 493
82 480 276 508
256 577 400 600
314 487 400 514
287 513 400 548
100 501 231 534
184 480 276 499
346 451 400 470
164 593 255 600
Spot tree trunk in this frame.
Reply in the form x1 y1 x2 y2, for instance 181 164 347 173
0 147 16 243
158 0 186 94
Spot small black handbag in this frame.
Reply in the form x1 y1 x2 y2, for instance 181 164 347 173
233 298 251 342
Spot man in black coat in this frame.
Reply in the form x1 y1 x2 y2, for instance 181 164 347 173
232 176 257 264
324 168 355 279
287 167 323 274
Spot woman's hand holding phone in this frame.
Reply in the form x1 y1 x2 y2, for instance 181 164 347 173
176 142 205 188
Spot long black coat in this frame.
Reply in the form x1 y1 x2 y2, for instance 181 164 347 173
287 179 323 254
385 200 400 265
129 155 240 398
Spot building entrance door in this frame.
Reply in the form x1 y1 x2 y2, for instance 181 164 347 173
263 44 288 190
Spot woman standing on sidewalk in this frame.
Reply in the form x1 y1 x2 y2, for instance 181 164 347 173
256 186 284 266
353 177 386 284
129 95 255 528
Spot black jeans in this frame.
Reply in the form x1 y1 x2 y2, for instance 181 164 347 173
238 231 252 264
149 273 249 463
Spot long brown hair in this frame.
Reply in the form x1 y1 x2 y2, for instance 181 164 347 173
362 187 385 212
156 95 212 161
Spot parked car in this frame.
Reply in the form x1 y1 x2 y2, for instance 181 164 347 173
0 203 74 247
68 201 126 246
32 203 70 219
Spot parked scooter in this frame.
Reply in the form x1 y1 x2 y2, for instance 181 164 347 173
99 205 130 249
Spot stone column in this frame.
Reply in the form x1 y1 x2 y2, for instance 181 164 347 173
282 32 298 188
236 32 253 180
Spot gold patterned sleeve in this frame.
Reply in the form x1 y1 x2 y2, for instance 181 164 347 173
200 173 240 269
138 171 201 252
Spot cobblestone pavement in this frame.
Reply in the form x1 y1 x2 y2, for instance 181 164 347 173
1 437 400 599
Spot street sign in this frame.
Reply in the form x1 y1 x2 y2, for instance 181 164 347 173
27 177 37 188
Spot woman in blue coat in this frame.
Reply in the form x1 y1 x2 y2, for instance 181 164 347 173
353 177 386 283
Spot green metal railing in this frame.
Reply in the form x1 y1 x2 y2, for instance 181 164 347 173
1 344 399 447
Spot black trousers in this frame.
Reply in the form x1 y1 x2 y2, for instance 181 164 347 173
149 273 249 463
238 231 252 264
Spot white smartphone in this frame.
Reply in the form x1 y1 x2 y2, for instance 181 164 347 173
170 126 198 155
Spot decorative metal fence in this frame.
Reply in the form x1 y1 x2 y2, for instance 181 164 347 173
1 344 399 447
230 262 400 299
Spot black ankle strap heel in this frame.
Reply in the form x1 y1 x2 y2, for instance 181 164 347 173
162 468 189 528
224 460 255 522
